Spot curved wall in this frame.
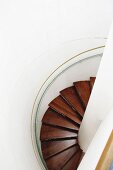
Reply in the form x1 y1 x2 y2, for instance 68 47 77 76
0 1 113 170
79 21 113 152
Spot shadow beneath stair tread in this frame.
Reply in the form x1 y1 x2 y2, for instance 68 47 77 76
42 108 79 132
49 95 81 125
46 144 80 170
41 139 77 160
60 86 85 117
74 80 91 108
40 124 77 141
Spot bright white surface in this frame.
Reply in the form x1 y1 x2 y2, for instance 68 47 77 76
79 22 113 152
0 0 113 170
78 108 113 170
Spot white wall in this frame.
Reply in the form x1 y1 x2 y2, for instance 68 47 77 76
0 0 113 170
78 108 113 170
79 22 113 152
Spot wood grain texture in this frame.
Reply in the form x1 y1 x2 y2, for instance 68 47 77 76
40 78 94 170
61 149 83 170
90 77 96 90
42 108 79 132
60 86 85 117
41 139 77 159
40 124 77 141
49 95 81 125
46 144 80 170
74 81 91 108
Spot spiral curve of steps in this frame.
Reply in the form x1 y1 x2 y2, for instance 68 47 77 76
40 77 96 170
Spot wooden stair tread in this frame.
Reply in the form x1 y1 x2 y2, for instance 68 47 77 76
46 144 80 170
49 95 81 125
41 139 77 159
78 151 85 165
60 86 85 117
74 81 91 108
90 77 96 90
40 124 77 141
42 108 79 132
61 149 83 170
40 77 96 170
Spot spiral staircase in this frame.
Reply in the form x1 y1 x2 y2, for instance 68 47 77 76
40 77 95 170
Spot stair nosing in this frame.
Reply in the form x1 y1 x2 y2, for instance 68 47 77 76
60 148 81 170
41 136 77 142
42 122 79 133
45 143 79 160
73 80 91 109
49 106 81 126
60 94 84 118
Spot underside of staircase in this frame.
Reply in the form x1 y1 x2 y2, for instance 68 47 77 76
40 77 96 170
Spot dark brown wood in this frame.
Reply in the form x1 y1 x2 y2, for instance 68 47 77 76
78 151 85 165
60 86 85 117
90 77 96 90
42 108 79 132
46 144 80 170
40 78 94 170
49 95 81 125
41 139 77 159
61 149 83 170
74 81 91 108
40 124 77 141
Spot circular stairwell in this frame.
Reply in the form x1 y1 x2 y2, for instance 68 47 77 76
31 40 105 170
40 77 95 170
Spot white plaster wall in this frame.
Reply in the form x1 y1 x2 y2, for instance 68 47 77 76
79 21 113 152
78 108 113 170
0 0 113 170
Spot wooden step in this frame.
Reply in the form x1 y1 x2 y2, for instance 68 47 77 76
90 77 96 90
42 108 79 132
49 95 81 125
40 78 94 170
78 151 85 165
60 86 85 117
61 149 83 170
74 81 91 109
45 144 80 170
40 124 77 141
41 139 77 159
